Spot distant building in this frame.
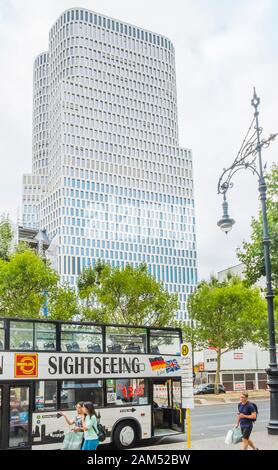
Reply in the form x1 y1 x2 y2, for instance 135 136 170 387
218 263 246 282
218 262 265 289
195 345 269 391
17 226 50 257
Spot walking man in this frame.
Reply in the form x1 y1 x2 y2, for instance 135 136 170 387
236 391 258 450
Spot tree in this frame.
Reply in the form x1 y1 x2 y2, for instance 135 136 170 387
77 260 108 308
0 217 13 261
237 163 278 289
78 262 178 326
47 284 79 321
182 275 267 393
0 248 58 318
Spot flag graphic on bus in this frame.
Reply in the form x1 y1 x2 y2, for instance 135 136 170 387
149 357 166 371
149 357 181 375
165 359 181 373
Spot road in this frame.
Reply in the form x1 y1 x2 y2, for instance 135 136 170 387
189 398 269 440
133 398 270 448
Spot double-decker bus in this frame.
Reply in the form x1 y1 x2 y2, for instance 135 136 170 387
0 317 189 450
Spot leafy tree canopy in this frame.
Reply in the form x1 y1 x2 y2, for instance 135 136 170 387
182 275 267 392
0 217 13 261
47 284 79 321
78 261 178 326
237 163 278 289
0 248 58 318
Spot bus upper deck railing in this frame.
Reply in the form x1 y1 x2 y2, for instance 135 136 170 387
0 317 182 356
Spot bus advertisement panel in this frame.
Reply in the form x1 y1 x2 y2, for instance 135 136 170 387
1 352 183 381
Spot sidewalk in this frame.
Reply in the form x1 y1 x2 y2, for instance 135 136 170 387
194 391 269 406
134 430 278 450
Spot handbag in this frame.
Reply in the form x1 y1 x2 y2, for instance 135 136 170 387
224 429 233 445
232 427 242 444
61 431 83 450
93 422 107 442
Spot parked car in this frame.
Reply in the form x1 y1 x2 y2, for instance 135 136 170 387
194 383 226 395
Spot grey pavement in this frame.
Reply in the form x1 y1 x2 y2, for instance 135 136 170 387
133 430 278 450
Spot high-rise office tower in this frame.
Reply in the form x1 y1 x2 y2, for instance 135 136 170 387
22 8 197 320
22 52 49 229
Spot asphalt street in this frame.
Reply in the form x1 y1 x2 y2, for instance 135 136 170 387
190 398 269 440
132 398 270 448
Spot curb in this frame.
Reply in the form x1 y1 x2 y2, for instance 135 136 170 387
194 396 269 406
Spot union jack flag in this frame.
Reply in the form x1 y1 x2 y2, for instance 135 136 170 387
166 359 181 373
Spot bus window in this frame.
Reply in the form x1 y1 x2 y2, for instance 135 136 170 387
10 321 33 350
35 381 57 411
0 321 4 349
60 380 103 409
9 386 30 448
106 378 148 406
10 321 56 351
106 327 147 354
35 323 56 350
61 323 103 353
150 330 181 356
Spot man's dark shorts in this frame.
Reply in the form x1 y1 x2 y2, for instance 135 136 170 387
241 426 253 439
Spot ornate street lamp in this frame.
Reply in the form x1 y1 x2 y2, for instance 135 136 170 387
217 89 278 434
217 193 235 234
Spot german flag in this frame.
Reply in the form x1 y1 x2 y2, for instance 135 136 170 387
149 356 166 371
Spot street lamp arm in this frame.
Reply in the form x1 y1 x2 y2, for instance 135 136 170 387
217 119 278 196
218 162 260 195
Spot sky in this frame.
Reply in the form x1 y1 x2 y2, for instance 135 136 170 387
0 0 277 280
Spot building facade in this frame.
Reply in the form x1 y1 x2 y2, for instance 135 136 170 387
194 345 269 391
22 8 197 320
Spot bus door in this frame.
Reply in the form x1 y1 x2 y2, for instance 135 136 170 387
1 383 32 449
152 377 183 436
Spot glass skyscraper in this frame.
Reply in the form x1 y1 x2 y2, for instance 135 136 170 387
22 8 197 320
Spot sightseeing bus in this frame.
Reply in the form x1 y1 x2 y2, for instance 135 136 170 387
0 317 192 450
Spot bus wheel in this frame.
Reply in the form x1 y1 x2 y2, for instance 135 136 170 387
113 421 138 449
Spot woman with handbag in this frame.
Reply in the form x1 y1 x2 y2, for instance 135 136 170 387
59 402 84 450
81 402 99 450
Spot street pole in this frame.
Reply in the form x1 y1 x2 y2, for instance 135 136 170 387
191 319 196 385
186 408 191 449
251 90 278 434
217 89 278 434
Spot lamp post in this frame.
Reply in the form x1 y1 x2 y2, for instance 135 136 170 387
217 89 278 434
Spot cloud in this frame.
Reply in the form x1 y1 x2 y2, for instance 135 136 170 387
0 0 277 280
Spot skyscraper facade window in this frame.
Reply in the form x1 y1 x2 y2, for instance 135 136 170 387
22 9 197 320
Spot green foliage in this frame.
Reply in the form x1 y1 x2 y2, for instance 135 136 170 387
183 275 267 392
0 248 178 325
78 262 178 326
0 248 58 318
77 260 109 308
237 163 278 289
47 284 79 321
0 218 13 261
